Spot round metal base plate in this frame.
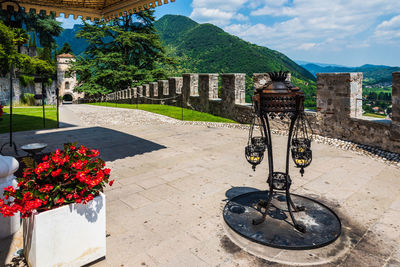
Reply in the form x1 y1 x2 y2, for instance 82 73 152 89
223 191 341 250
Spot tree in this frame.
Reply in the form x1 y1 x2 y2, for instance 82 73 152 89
58 42 73 55
0 8 62 58
70 10 173 96
0 21 55 78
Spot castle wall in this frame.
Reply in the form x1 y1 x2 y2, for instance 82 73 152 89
106 72 400 154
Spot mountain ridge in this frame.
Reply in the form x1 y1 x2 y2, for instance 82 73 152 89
154 15 316 82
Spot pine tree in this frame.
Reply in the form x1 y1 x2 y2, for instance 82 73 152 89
70 10 173 96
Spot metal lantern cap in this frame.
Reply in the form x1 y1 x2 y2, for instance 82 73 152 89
259 71 300 94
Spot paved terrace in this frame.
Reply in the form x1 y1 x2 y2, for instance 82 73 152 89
1 104 400 266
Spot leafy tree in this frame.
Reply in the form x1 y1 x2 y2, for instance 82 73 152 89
0 21 55 78
70 10 173 96
58 42 73 55
0 8 62 58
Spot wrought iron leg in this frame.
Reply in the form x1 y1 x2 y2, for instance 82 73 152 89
285 187 306 233
253 188 274 225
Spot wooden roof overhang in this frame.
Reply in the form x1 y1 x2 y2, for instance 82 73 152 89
0 0 175 21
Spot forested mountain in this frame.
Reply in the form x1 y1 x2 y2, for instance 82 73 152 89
154 15 315 82
55 24 88 55
301 63 400 85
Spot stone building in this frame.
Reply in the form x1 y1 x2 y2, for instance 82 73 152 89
57 53 84 102
0 52 83 106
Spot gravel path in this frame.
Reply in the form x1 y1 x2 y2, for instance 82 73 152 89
63 104 400 168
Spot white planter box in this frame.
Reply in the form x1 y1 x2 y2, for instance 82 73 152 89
0 156 20 239
0 175 20 239
23 193 106 267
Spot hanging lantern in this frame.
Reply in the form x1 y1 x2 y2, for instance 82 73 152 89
291 112 313 176
245 112 267 171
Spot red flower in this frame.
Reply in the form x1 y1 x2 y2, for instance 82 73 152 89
3 186 16 194
0 105 3 118
51 169 61 177
39 184 54 193
90 149 100 157
77 146 87 155
0 143 112 218
109 180 114 186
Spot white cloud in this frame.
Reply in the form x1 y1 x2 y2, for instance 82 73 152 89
190 0 249 26
374 15 400 42
222 0 400 52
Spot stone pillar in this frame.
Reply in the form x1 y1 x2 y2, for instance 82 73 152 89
221 73 246 105
253 73 271 90
0 156 20 238
253 73 291 90
169 77 183 96
183 74 199 104
137 86 143 97
391 72 400 140
150 82 158 97
199 74 219 111
316 73 363 119
143 84 150 97
132 87 137 98
158 80 169 97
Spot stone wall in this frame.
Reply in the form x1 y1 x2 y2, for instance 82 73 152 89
106 72 400 153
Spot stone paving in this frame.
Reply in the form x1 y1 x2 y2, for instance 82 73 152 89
1 104 400 266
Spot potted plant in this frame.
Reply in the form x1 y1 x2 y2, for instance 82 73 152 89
0 143 114 267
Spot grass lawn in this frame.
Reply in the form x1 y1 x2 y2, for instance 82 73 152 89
0 107 58 134
89 103 237 123
363 112 387 119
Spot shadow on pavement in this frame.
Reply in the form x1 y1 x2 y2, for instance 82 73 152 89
0 126 167 161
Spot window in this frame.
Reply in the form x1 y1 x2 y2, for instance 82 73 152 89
65 82 70 90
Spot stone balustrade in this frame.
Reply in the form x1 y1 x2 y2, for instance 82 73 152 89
104 71 400 153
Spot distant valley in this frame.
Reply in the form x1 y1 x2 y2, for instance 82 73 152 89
298 61 399 86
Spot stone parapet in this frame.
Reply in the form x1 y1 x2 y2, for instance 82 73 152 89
158 80 169 96
199 74 219 112
143 84 150 97
169 77 183 96
221 74 246 119
183 74 199 101
391 72 400 140
150 82 158 97
316 73 363 118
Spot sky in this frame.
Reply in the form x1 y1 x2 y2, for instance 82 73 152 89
56 0 400 67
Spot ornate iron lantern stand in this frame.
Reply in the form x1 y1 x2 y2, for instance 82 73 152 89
223 71 341 250
250 71 307 232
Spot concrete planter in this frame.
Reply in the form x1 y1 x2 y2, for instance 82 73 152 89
0 155 20 239
23 193 106 267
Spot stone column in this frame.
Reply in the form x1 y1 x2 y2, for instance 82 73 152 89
150 82 158 97
158 80 169 97
183 74 199 105
143 84 150 97
199 74 219 112
317 73 363 119
253 73 291 90
132 87 137 98
391 72 400 140
221 73 246 105
169 77 183 96
253 73 271 90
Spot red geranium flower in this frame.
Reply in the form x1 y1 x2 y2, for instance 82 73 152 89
0 143 114 218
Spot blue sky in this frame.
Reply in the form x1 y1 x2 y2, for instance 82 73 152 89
57 0 400 67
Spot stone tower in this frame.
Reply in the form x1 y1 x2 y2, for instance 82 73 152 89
56 54 84 102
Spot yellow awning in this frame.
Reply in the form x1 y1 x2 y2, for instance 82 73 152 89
0 0 175 21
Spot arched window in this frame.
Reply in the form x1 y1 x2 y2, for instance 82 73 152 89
65 81 70 90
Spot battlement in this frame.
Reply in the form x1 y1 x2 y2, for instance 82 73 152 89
105 72 400 153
